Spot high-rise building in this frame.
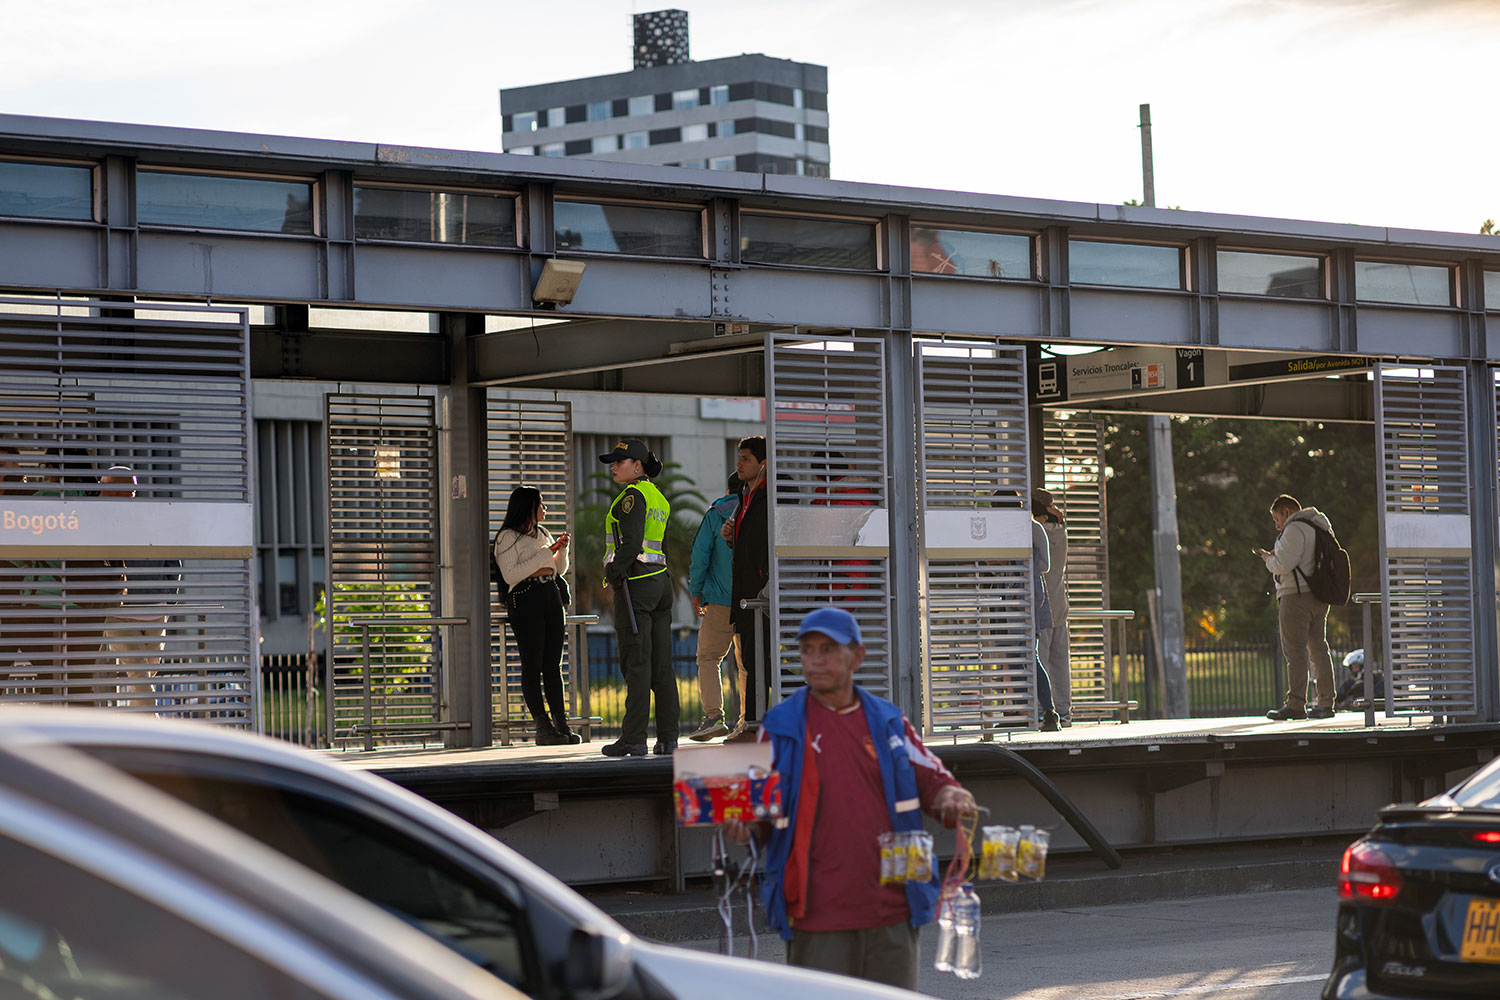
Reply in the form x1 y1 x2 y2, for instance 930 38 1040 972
500 9 829 177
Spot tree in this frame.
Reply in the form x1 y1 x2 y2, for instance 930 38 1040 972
571 462 708 620
1481 219 1496 235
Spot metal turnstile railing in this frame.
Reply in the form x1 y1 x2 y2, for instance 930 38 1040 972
1066 609 1137 723
493 613 601 746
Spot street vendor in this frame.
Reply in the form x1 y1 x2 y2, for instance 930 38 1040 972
723 605 978 989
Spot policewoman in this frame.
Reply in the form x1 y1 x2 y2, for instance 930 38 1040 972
598 439 680 757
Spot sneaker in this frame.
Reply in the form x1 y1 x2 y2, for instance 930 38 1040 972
724 724 759 744
1059 713 1073 728
1040 711 1061 732
535 727 568 747
1306 706 1335 719
653 740 677 756
600 741 648 757
1265 705 1307 721
687 715 729 742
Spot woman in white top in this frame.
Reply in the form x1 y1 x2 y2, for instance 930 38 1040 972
495 486 576 745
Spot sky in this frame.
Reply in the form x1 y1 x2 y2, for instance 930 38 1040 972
3 0 1498 235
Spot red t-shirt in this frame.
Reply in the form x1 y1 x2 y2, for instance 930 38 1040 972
792 697 960 932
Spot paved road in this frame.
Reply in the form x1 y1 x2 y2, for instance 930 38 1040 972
680 887 1337 999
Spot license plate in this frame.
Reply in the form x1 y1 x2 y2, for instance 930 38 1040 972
1461 899 1500 963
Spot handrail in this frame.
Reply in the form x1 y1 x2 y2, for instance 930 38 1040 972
345 616 470 752
1351 594 1383 725
1068 609 1136 620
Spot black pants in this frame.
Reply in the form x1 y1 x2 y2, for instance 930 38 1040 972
509 578 567 733
732 611 771 724
613 571 677 745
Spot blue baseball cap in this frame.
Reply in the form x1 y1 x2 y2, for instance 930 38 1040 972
797 606 862 646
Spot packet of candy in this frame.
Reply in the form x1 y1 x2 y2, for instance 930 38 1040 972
994 825 1020 882
1018 826 1050 880
909 830 934 882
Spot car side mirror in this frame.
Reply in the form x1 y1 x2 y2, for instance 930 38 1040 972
561 927 633 1000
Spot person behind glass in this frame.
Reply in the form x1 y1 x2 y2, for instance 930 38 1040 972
1032 487 1071 727
597 439 678 757
494 485 578 746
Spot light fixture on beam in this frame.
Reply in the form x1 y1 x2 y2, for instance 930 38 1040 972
532 259 586 307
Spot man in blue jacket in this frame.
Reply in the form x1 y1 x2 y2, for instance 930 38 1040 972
686 473 740 741
724 606 977 989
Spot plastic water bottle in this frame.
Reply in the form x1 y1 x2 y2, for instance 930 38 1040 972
952 883 982 980
932 891 956 972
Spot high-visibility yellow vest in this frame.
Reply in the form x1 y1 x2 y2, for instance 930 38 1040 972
605 480 670 580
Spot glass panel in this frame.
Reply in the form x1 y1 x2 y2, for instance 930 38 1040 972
673 89 697 110
718 120 736 137
681 159 707 169
623 132 648 150
592 135 618 154
1218 250 1322 298
137 171 313 234
554 201 702 257
353 187 515 247
545 107 564 128
681 123 708 143
741 214 878 270
0 160 93 220
710 157 734 171
512 111 537 133
540 143 564 157
627 95 653 116
1486 271 1500 311
511 146 534 156
1355 260 1451 305
710 85 729 105
588 101 611 122
911 227 1031 279
1069 239 1181 289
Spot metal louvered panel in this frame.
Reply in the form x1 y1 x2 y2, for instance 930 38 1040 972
1042 418 1110 710
0 296 255 723
767 333 891 699
486 396 573 743
325 393 440 747
1375 364 1475 717
916 343 1034 736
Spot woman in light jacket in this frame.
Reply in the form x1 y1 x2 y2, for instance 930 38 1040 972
494 486 577 745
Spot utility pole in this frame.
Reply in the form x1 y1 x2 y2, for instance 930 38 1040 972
1139 103 1189 719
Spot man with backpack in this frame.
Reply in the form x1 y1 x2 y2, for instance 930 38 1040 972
1256 494 1341 720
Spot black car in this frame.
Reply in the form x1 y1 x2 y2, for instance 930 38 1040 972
1323 754 1500 999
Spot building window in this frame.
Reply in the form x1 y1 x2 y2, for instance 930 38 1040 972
911 227 1033 279
564 140 591 156
1068 239 1182 289
1355 260 1452 306
654 93 672 112
588 101 611 122
681 159 707 169
137 170 315 234
510 146 535 156
554 199 704 258
353 186 516 247
0 159 94 220
565 105 586 124
673 89 698 110
649 127 682 146
1217 250 1322 298
545 107 565 128
710 157 735 171
717 120 736 137
806 125 829 144
1485 271 1500 311
740 213 879 270
623 131 648 150
682 123 708 143
735 117 795 139
541 143 565 157
592 135 619 154
709 85 729 105
805 90 829 111
512 111 538 133
628 95 653 117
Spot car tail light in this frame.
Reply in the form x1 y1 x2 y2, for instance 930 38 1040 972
1473 831 1500 844
1340 841 1402 904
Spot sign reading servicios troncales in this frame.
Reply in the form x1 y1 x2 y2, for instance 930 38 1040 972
0 500 253 558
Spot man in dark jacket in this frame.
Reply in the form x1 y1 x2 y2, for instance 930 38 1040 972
723 436 768 742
